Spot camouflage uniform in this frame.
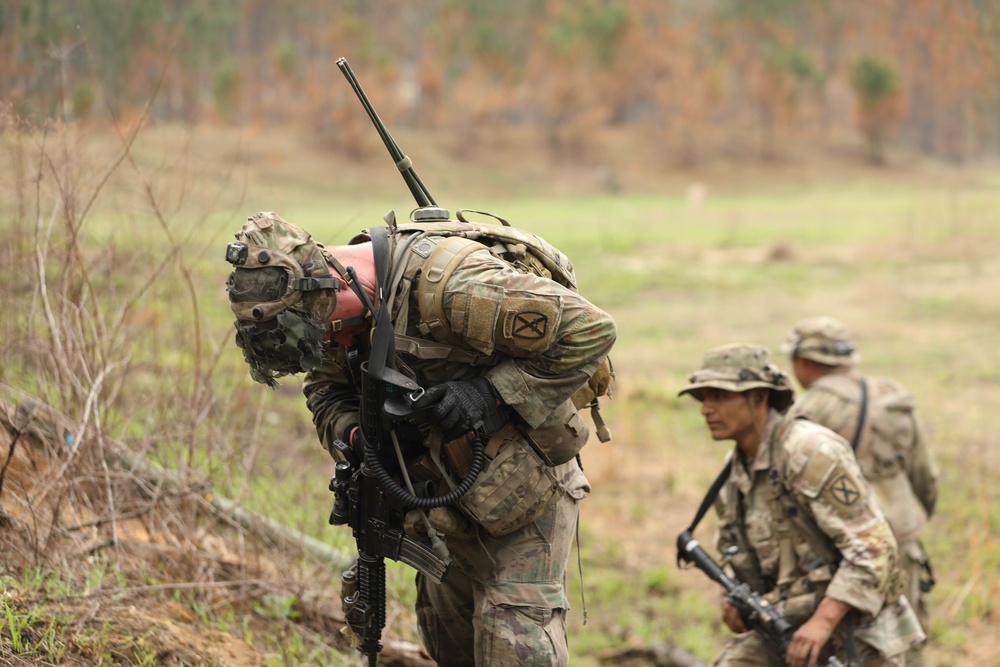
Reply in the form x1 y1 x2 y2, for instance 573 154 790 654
679 345 925 667
783 317 938 666
303 224 616 666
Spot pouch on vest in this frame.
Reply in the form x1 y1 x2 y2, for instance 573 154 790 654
571 356 614 443
854 595 926 659
524 398 590 466
458 423 562 537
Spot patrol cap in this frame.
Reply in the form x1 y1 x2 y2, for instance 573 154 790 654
780 316 860 367
679 343 794 412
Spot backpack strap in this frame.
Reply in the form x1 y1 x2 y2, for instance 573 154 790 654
366 225 418 391
416 236 484 345
393 333 497 366
849 378 869 451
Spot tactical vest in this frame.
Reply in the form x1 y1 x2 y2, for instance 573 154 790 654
381 210 614 443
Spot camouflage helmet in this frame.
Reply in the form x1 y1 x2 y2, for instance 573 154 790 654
225 212 341 386
780 315 860 367
678 343 794 413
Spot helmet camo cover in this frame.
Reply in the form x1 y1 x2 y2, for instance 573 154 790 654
225 211 340 386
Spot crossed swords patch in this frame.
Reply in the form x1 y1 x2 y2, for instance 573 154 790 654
511 311 549 340
829 474 861 506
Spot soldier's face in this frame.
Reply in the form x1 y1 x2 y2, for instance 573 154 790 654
699 388 756 442
791 356 815 388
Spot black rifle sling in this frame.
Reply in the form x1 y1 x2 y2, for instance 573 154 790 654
849 378 868 451
686 460 732 535
368 226 418 391
677 460 731 570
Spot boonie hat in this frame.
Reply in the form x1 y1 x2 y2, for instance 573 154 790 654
679 343 794 412
780 316 860 367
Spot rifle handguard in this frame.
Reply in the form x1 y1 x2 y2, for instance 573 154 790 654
676 529 848 667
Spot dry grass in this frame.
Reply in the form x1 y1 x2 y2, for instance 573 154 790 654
1 115 998 665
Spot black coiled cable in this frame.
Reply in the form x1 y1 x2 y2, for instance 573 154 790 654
362 431 485 509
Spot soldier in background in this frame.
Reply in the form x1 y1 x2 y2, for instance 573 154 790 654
781 316 938 666
679 343 924 667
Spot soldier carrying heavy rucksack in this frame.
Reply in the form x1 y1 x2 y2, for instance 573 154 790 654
781 316 939 667
225 208 616 666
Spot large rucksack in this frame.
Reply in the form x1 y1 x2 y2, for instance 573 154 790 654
857 376 929 543
390 209 614 442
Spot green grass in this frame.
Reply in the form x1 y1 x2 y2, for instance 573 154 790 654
4 123 1000 665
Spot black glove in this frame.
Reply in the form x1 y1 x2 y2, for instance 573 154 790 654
412 377 500 440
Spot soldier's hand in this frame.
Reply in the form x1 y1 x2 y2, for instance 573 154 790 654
720 595 747 633
786 597 851 667
412 378 499 440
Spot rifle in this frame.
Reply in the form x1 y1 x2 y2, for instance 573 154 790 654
676 529 847 667
336 57 450 222
327 228 485 665
329 382 486 665
328 433 448 666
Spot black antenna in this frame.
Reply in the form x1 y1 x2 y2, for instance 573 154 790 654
336 58 449 221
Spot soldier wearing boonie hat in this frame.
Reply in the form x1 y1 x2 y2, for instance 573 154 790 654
679 343 924 667
679 343 794 412
781 317 939 667
780 316 861 368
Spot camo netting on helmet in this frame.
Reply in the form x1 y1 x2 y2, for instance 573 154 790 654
232 311 326 387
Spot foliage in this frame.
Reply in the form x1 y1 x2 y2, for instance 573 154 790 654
2 0 999 162
548 0 631 67
850 56 899 112
212 58 243 120
71 81 97 119
849 55 904 164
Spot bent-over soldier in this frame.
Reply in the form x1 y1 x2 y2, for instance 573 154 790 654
225 211 616 666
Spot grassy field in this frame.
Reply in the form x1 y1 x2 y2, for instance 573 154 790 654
1 122 999 665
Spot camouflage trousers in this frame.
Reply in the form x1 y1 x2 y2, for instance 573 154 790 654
414 459 588 667
713 629 903 667
900 541 930 667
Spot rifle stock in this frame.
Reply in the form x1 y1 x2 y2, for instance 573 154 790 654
677 530 847 667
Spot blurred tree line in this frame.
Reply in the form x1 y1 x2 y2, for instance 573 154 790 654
2 0 998 165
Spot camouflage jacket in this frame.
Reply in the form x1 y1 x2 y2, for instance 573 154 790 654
786 370 938 544
714 410 899 619
302 225 617 462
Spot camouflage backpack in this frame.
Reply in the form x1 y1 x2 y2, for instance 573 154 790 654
392 209 615 441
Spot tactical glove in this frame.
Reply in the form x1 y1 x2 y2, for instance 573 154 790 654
413 377 500 440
